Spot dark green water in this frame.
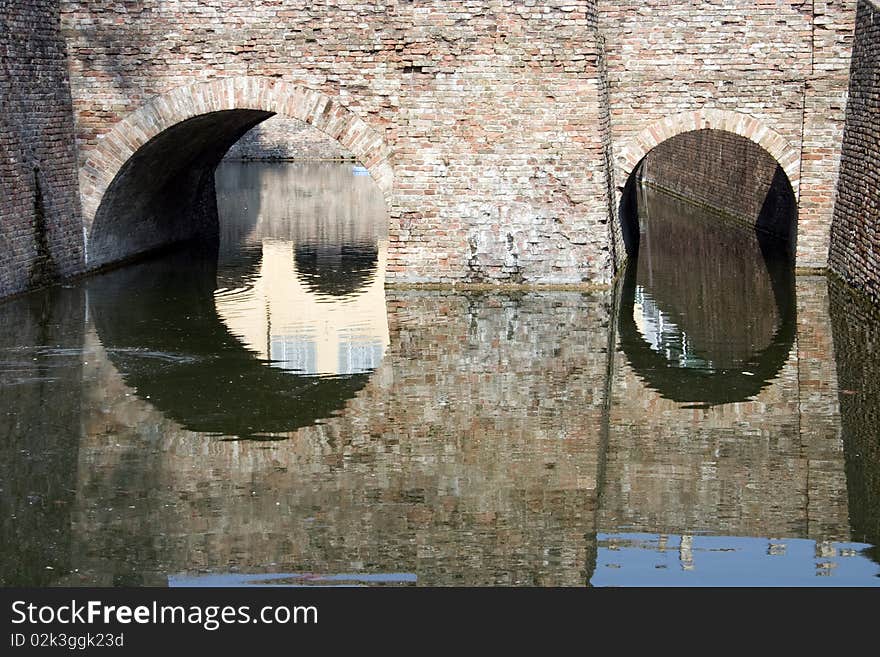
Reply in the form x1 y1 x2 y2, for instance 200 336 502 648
1 163 878 586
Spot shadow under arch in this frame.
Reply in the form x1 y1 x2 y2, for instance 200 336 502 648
87 249 373 439
88 109 273 269
618 129 800 261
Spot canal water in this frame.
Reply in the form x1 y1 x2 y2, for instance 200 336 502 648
1 162 878 586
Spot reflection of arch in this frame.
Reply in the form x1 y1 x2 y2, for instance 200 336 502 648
615 110 800 197
87 250 375 438
81 77 393 268
294 243 379 298
617 237 798 407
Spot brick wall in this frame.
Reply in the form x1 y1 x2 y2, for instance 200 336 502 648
0 2 866 294
0 0 83 298
225 115 355 161
830 0 880 302
601 0 857 270
60 0 614 286
56 0 861 287
798 0 859 270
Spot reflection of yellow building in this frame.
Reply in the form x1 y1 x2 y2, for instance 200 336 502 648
214 239 389 376
213 162 389 376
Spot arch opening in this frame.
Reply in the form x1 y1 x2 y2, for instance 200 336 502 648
615 127 799 406
618 128 799 261
88 109 274 269
80 78 394 437
88 157 391 439
81 77 394 270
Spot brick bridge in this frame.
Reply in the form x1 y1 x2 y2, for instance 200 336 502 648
58 1 859 285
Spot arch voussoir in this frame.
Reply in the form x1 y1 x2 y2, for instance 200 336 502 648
616 110 801 197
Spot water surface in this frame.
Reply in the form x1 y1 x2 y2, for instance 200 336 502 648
1 163 878 586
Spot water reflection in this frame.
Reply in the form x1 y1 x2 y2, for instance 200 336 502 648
2 163 880 586
87 163 389 437
214 162 388 376
0 288 83 585
87 253 375 438
593 534 877 586
214 241 387 377
618 185 796 405
67 282 880 585
71 291 608 586
169 572 418 587
830 282 880 566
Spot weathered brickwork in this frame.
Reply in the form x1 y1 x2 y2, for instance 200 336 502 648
640 130 797 243
601 0 857 270
798 1 859 268
225 115 355 161
0 0 84 297
830 0 880 302
0 2 866 294
60 0 613 284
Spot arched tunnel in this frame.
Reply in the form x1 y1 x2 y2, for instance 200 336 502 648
84 110 390 438
616 129 799 405
87 109 276 269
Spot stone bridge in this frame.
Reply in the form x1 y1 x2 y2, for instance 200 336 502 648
60 0 858 285
1 1 869 296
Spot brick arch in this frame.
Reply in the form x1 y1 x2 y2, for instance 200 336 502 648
79 76 394 228
615 110 800 196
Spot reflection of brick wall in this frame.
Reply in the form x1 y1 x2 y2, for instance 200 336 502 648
830 0 880 303
0 1 83 297
600 277 849 541
225 116 355 161
73 292 610 585
0 288 84 585
633 189 786 367
215 162 387 245
70 282 859 584
794 277 849 541
830 279 880 553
